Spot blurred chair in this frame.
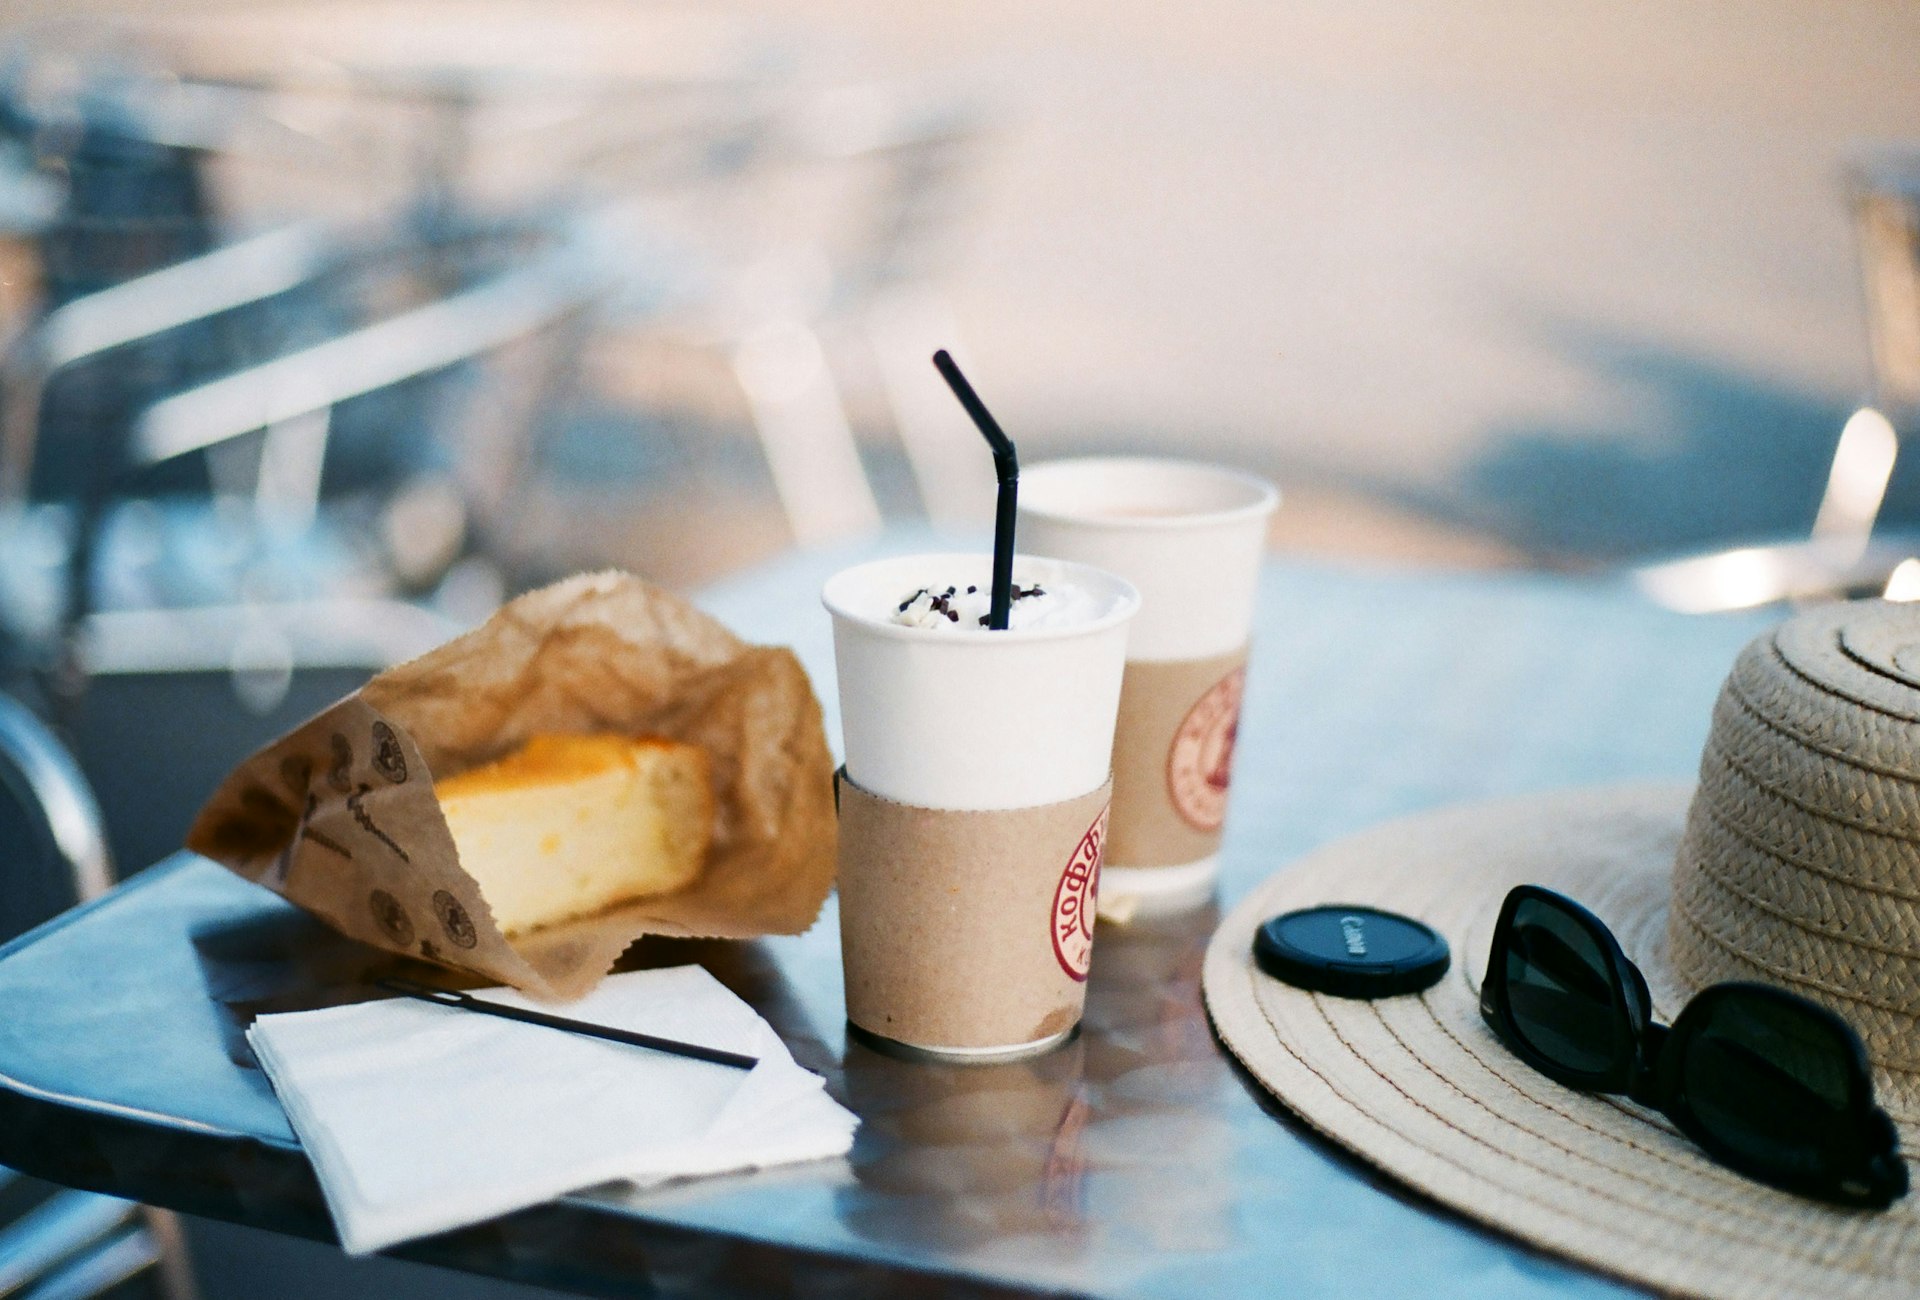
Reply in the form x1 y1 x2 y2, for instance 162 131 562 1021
586 78 1003 554
0 691 197 1300
0 219 353 663
0 217 604 870
115 1 796 227
725 81 1003 538
1631 406 1912 613
116 220 609 585
1856 151 1920 431
799 82 1004 530
0 5 701 651
0 5 1003 584
1631 152 1920 613
0 214 607 660
0 688 109 939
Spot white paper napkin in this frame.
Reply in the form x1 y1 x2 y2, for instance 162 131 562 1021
247 965 857 1254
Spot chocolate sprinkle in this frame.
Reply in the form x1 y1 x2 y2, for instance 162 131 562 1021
898 579 1052 628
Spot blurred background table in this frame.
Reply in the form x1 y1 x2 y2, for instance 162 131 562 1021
0 532 1776 1299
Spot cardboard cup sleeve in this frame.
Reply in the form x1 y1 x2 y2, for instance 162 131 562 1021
836 773 1112 1053
1107 645 1249 870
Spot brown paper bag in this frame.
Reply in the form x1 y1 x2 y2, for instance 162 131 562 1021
187 571 838 999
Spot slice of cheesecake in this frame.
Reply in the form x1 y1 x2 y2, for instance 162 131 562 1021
434 733 714 937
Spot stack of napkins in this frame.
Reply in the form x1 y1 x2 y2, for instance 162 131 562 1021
248 965 857 1254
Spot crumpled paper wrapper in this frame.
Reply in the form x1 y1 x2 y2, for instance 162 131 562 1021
187 571 838 1000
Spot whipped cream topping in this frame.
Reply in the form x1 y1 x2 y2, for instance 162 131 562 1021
891 578 1109 632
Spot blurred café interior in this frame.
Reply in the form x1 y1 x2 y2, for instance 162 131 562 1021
2 1 1920 1296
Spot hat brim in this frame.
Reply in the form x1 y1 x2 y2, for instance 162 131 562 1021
1203 783 1920 1300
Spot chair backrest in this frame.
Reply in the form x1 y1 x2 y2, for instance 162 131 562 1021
1853 151 1920 426
0 213 603 689
0 691 110 944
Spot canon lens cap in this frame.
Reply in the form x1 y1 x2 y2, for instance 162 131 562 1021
1252 905 1450 999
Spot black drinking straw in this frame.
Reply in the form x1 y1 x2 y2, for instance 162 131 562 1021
375 979 758 1071
932 350 1018 630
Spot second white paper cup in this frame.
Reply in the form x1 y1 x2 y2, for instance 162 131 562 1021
1017 457 1277 662
822 552 1140 810
1016 458 1277 911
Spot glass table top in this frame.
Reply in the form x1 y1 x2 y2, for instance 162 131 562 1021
0 534 1776 1297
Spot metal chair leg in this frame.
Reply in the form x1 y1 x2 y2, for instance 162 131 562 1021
731 320 882 545
140 1208 198 1300
863 290 997 530
0 1191 143 1299
17 1226 159 1300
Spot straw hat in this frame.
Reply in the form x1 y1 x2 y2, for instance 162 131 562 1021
1203 601 1920 1299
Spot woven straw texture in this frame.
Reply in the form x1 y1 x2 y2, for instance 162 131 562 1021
1202 784 1920 1300
1672 602 1920 1104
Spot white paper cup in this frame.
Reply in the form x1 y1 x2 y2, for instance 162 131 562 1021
822 552 1140 811
1018 458 1277 661
824 551 1138 1062
1017 458 1278 911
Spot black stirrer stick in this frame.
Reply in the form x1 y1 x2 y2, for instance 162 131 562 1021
932 350 1018 629
375 978 759 1071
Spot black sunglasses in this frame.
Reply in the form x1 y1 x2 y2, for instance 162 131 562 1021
1480 885 1908 1209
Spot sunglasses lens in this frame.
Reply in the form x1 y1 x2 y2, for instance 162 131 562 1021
1681 994 1856 1180
1505 896 1622 1074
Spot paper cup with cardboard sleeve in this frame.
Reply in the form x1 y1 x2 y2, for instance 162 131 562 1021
1017 457 1278 914
824 551 1139 1061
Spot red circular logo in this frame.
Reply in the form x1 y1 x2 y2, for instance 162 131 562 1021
1167 667 1244 831
1051 804 1107 981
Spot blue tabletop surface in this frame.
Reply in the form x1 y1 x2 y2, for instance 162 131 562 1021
702 531 1771 1298
0 530 1779 1298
